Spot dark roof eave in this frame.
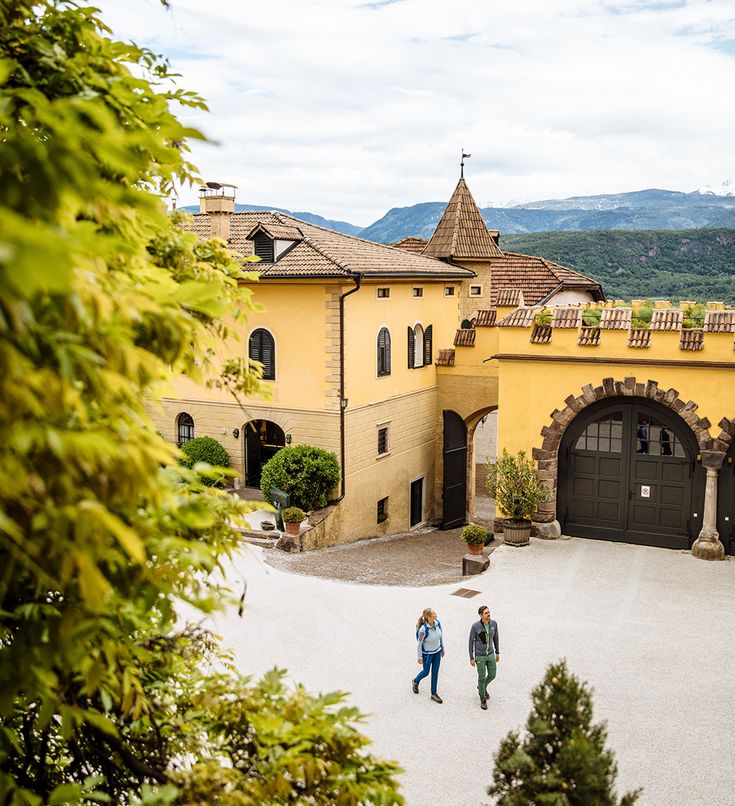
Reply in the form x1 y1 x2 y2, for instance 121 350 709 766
538 283 605 305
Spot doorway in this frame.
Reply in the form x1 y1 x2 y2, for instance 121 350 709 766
410 477 424 527
243 420 286 487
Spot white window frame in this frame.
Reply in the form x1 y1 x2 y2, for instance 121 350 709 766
412 287 424 298
376 287 390 299
469 284 483 297
444 285 456 296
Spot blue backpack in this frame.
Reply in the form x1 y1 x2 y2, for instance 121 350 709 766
416 619 443 650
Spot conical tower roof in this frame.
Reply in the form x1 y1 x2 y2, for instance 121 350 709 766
423 178 503 259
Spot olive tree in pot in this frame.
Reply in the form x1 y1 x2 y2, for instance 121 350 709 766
486 449 551 546
462 524 489 555
281 506 305 536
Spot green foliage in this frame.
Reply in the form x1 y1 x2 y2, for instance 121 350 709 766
534 308 552 326
582 305 602 327
630 302 653 329
0 2 400 803
486 450 551 523
503 229 735 304
489 660 641 806
281 506 305 524
461 523 489 545
261 445 341 511
179 436 230 486
682 303 705 329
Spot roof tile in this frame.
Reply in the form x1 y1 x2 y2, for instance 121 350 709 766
628 328 652 348
600 307 632 330
650 309 683 331
530 325 552 344
552 307 582 329
680 329 704 351
473 309 497 327
454 328 476 347
436 349 455 366
496 288 524 307
498 306 539 328
392 236 428 254
578 326 601 347
704 310 735 333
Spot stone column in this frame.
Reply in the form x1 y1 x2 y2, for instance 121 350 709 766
691 451 726 560
465 427 476 521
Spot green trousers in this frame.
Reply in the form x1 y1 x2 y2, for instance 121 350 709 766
476 653 497 699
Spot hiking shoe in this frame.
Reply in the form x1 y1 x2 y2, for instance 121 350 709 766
480 698 488 710
412 680 419 694
430 694 443 704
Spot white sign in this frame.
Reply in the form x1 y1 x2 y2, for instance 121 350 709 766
641 485 651 499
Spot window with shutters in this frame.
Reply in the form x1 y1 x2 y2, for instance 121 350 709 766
253 233 274 261
249 328 276 380
377 327 391 377
408 323 432 368
177 412 194 447
423 324 433 366
412 324 424 368
377 425 389 456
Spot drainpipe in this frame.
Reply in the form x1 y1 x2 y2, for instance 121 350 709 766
330 273 362 504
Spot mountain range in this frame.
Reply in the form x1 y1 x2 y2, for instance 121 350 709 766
184 187 735 241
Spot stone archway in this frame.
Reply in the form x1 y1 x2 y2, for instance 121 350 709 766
532 376 731 558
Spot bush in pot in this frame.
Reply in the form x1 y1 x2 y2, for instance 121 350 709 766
462 523 489 555
486 449 551 545
281 506 305 524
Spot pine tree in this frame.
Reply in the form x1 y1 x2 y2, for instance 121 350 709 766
489 660 640 805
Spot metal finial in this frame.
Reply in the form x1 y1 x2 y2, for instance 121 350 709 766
460 149 471 178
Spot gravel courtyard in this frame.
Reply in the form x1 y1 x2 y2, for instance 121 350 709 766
207 537 735 805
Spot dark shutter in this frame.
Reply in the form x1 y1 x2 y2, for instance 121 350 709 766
377 328 391 377
407 326 414 369
249 329 275 380
254 233 274 261
424 325 433 366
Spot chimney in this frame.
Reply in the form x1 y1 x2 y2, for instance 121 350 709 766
199 182 237 241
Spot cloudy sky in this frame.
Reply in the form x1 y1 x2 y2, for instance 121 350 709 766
98 0 735 226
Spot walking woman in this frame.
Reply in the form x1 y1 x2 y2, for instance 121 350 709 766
412 607 445 703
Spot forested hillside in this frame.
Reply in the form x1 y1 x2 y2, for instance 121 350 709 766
502 229 735 304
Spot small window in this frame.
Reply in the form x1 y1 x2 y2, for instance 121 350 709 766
444 286 456 296
253 233 274 261
177 412 194 447
377 426 389 456
377 287 390 299
407 323 432 368
249 328 275 380
412 287 423 298
470 285 482 296
377 328 391 377
377 497 389 524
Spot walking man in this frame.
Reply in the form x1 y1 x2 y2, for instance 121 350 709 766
468 605 499 710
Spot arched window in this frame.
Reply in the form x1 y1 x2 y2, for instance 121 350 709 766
177 412 194 447
407 324 432 368
249 328 275 380
377 327 391 377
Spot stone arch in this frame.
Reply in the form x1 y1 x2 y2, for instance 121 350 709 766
465 405 498 523
531 376 724 524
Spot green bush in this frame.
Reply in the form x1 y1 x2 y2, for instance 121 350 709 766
261 445 340 510
582 305 602 327
461 523 489 545
179 436 230 486
281 506 305 524
489 660 640 805
486 449 551 523
682 303 705 329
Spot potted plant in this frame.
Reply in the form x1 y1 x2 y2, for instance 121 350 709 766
486 449 551 546
461 523 489 555
281 506 305 536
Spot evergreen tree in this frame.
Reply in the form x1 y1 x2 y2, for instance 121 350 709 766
489 660 640 806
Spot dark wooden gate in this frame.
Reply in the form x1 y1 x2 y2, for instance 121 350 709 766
410 478 423 527
559 399 703 550
717 442 735 555
442 410 467 529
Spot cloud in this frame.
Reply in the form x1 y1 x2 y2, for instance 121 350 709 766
96 0 735 225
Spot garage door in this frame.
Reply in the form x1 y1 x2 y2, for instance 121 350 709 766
559 400 703 550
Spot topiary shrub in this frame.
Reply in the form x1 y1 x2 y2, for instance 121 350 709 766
179 436 230 486
260 445 340 511
461 523 489 545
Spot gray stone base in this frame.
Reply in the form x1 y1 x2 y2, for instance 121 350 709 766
534 520 562 540
276 532 301 553
691 533 725 561
462 552 490 576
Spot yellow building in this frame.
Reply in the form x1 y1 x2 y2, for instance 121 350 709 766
154 178 735 561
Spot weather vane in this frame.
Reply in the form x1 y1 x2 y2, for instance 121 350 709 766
460 149 471 178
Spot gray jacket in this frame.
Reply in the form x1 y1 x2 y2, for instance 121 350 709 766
468 618 499 660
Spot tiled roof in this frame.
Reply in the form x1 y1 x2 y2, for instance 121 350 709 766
628 328 652 348
498 306 539 328
436 349 455 366
600 307 632 330
246 222 303 241
704 310 735 333
488 252 602 307
530 325 552 344
578 326 601 347
552 307 582 329
680 329 704 351
473 309 497 327
423 178 504 259
496 288 524 307
180 211 473 279
392 236 428 254
650 309 682 331
454 328 476 347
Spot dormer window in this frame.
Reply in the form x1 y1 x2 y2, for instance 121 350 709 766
254 233 274 261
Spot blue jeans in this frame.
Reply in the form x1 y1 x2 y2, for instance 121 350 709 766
414 650 442 694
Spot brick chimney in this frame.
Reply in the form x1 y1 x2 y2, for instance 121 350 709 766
199 182 236 241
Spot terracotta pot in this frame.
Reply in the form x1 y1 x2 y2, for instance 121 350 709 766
465 542 485 555
503 519 531 546
284 521 301 536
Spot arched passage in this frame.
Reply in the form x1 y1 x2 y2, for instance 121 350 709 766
558 397 705 549
243 419 286 488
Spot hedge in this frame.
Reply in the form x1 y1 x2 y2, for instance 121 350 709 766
260 445 340 511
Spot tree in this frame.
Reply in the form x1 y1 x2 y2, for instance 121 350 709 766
489 661 640 805
0 2 402 803
260 445 341 510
